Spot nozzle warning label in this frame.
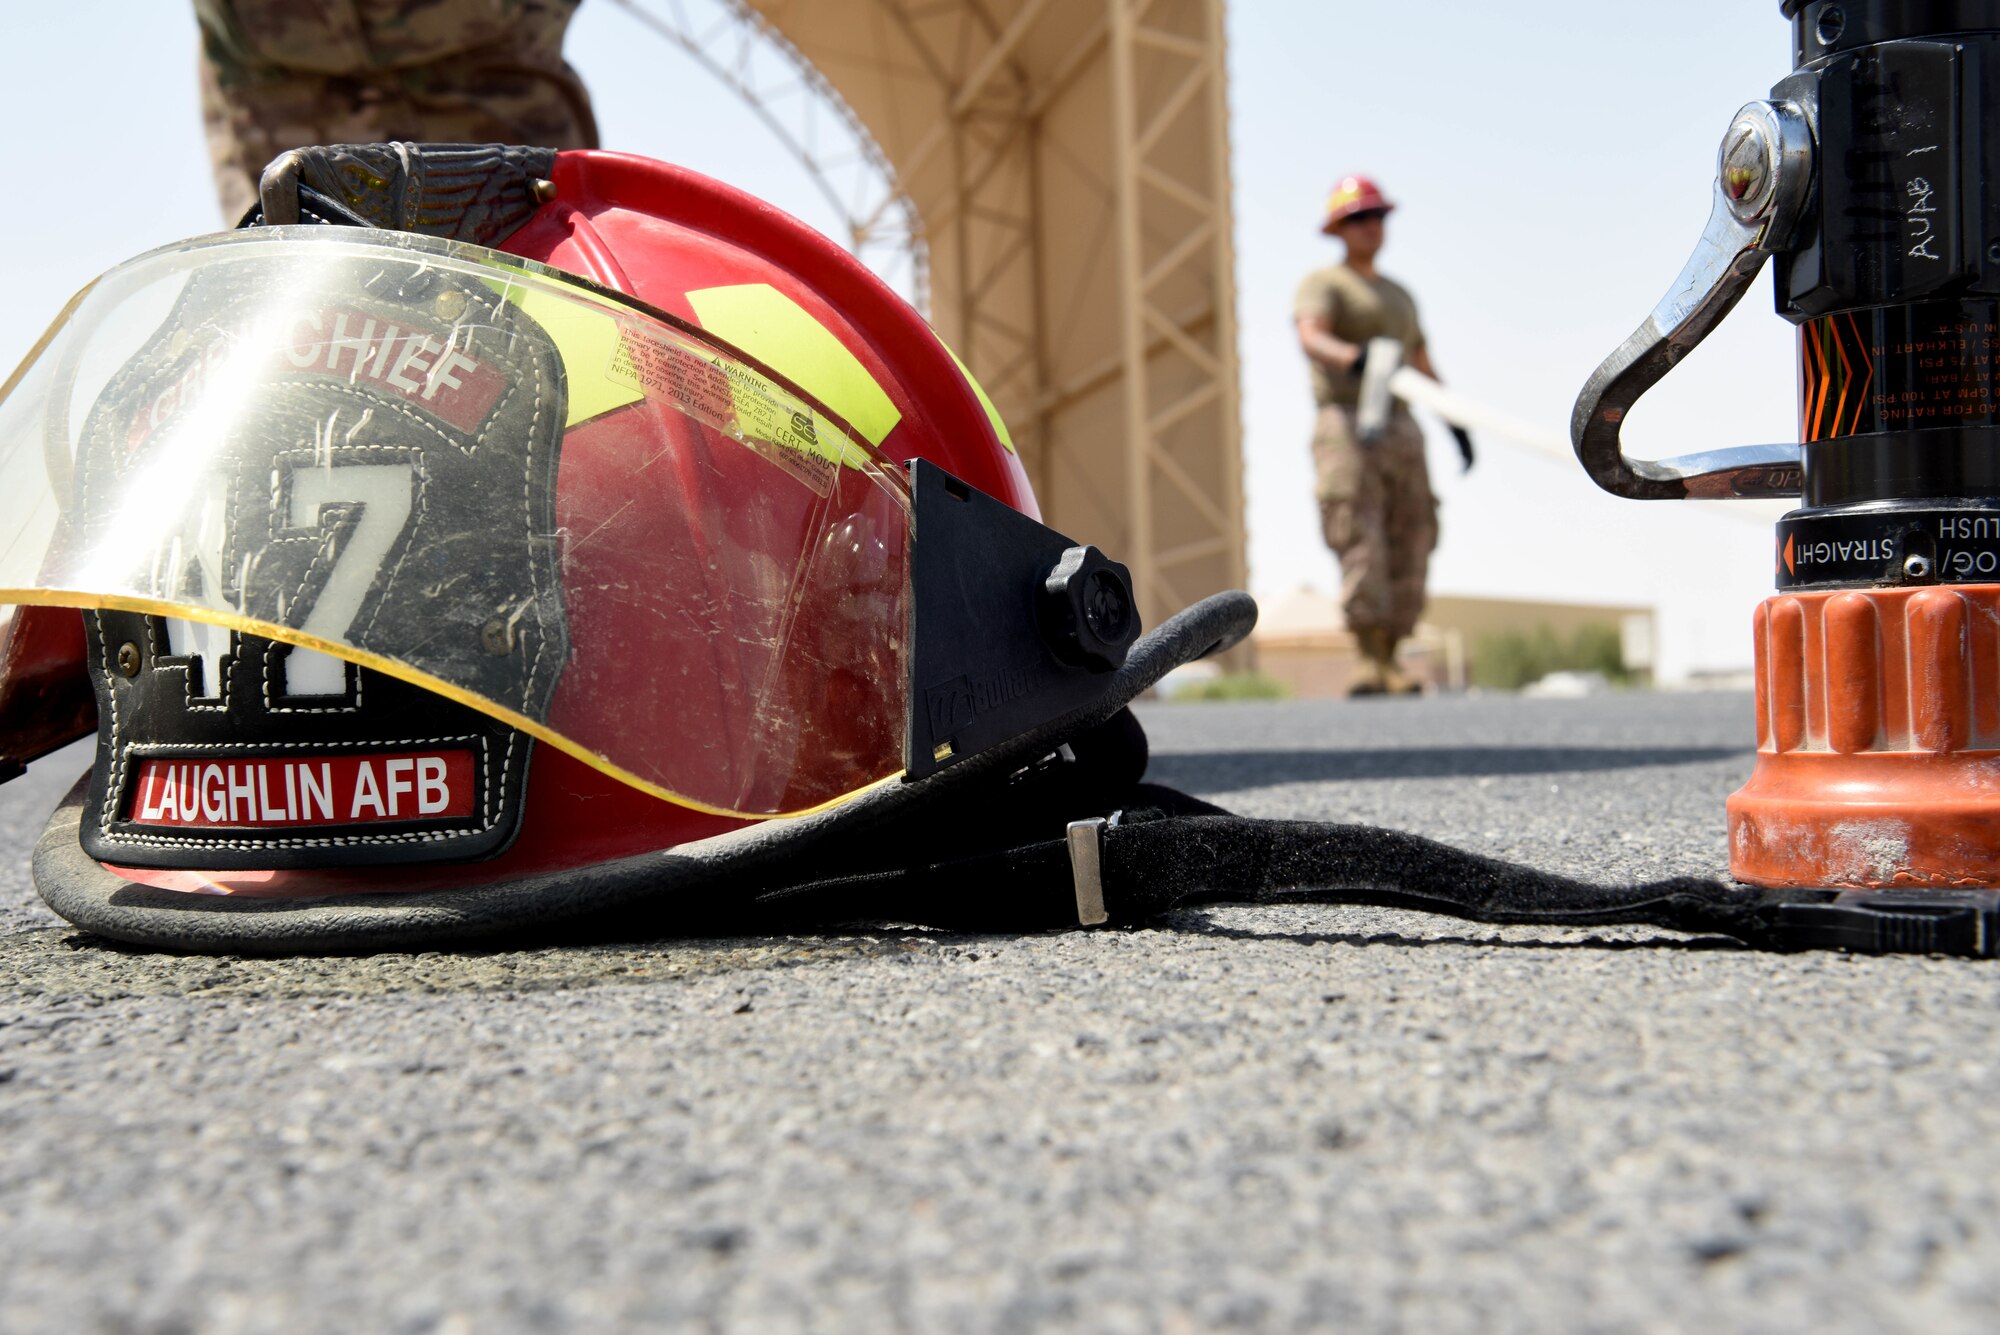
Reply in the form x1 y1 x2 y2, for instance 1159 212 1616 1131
1802 301 2000 442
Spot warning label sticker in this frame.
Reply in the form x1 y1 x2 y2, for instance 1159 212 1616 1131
607 326 858 497
607 329 734 425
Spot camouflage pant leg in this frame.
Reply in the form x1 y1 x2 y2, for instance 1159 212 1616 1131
198 0 598 221
1314 405 1438 640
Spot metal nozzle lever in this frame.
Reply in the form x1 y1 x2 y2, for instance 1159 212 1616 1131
1571 100 1816 500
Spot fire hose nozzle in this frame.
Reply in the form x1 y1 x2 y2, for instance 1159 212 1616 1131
1571 100 1817 501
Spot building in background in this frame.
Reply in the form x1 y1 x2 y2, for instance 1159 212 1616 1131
1250 588 1656 697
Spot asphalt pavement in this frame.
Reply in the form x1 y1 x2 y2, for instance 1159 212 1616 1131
6 692 2000 1333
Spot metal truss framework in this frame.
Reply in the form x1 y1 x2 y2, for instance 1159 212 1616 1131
613 0 1247 642
1105 0 1245 627
604 0 931 307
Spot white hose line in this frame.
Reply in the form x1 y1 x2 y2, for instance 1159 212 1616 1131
1387 367 1790 526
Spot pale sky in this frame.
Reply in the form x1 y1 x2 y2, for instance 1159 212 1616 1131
0 0 1801 682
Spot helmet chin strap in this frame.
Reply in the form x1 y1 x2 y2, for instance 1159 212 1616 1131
603 726 1993 958
681 796 1995 956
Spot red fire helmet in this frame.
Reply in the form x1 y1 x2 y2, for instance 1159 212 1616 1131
0 143 1160 931
1320 175 1396 233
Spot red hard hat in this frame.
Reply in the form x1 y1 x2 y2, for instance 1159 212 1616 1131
0 143 1187 947
1321 175 1395 233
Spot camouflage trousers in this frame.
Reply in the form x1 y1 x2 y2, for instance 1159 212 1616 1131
1313 404 1438 642
197 0 599 222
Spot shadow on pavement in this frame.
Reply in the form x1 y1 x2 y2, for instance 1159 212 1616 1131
1155 914 1748 954
1147 745 1747 789
9 906 1751 1002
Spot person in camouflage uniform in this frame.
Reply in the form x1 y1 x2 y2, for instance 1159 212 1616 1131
1294 175 1471 696
197 0 598 221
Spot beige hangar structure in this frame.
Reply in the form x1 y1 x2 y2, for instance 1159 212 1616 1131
609 0 1248 632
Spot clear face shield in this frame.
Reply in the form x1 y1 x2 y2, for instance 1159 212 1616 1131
0 227 920 819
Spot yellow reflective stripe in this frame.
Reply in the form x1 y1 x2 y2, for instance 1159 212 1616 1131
0 587 902 821
484 278 644 427
942 342 1015 454
686 284 902 446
